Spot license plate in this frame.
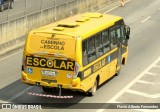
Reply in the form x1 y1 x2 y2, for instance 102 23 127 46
41 70 57 77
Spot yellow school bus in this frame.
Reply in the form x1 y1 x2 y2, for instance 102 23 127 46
21 12 130 96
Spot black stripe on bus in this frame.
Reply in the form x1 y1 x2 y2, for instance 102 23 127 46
78 49 118 80
110 49 118 62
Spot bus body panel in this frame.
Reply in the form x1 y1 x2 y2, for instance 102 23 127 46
22 12 129 94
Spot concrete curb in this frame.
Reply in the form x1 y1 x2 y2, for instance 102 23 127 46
0 41 25 56
0 35 26 56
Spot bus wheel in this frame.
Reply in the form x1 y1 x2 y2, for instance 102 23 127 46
115 64 121 76
115 69 121 76
41 86 53 92
88 80 97 96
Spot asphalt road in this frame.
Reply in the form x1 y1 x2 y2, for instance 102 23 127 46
0 0 160 112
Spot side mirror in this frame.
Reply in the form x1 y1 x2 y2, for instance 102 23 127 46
125 25 130 40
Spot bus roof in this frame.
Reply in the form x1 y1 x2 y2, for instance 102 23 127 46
32 12 122 40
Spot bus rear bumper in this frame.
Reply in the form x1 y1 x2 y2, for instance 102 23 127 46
21 71 83 91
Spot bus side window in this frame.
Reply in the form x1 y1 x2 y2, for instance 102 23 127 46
82 40 88 66
102 29 110 53
115 20 126 43
116 27 122 45
121 25 126 43
95 33 103 58
117 28 121 39
110 29 117 50
88 36 96 63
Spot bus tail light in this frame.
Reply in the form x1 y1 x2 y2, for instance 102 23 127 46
22 75 26 81
73 62 80 79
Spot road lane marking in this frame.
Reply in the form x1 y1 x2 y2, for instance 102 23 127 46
154 65 160 68
146 72 158 76
103 0 131 14
126 89 160 99
7 86 33 102
97 57 160 112
141 16 151 23
107 57 160 103
137 80 160 85
137 80 156 85
103 5 120 14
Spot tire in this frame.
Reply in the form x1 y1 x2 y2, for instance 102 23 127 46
88 80 97 96
115 68 121 76
9 1 14 9
115 62 122 76
41 86 53 92
0 4 4 12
